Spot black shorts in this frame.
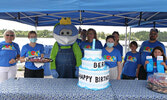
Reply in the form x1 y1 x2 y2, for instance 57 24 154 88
24 68 44 78
138 65 147 80
122 74 136 80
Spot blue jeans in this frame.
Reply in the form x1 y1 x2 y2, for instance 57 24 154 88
56 46 76 78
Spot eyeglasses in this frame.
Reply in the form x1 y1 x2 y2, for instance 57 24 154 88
6 34 14 37
150 33 157 36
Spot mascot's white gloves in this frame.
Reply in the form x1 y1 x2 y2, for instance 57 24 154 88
51 69 59 78
75 67 79 77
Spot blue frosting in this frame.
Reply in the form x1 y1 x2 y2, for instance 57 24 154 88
82 57 105 61
77 82 110 91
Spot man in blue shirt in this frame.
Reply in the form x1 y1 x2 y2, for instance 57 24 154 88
138 28 166 80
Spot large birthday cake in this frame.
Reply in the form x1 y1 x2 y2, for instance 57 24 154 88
78 49 110 90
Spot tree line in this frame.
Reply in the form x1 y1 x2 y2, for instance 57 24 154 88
97 31 167 42
0 29 167 42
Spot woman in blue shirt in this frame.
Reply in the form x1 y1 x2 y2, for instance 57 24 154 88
104 31 123 57
102 35 122 80
79 28 103 56
20 31 44 78
0 30 20 83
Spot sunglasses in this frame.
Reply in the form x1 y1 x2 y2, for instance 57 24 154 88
6 34 14 37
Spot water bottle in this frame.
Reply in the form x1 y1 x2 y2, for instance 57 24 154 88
157 56 165 73
146 56 153 72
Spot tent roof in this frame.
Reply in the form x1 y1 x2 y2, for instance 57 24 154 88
1 0 167 27
1 0 167 12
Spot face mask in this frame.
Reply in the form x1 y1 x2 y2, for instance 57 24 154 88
107 42 114 48
53 33 78 46
29 38 37 43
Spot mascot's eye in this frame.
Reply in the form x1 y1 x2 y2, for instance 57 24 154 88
61 32 64 35
60 29 72 36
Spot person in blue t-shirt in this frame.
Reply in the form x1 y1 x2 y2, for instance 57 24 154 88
102 35 122 80
138 28 166 80
104 31 123 57
20 31 44 78
122 41 141 80
76 29 87 45
79 28 103 56
0 30 20 83
144 46 167 78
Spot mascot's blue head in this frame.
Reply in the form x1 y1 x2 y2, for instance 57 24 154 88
53 17 78 46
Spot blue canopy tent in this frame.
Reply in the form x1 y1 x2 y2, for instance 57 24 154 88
0 0 167 27
0 0 167 53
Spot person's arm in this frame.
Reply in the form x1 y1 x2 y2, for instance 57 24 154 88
9 54 20 64
117 61 122 80
122 61 126 68
136 64 141 78
161 62 167 69
50 42 58 70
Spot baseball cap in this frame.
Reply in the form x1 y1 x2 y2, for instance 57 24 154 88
150 28 158 33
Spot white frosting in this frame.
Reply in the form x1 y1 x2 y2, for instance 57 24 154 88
84 49 102 59
78 49 110 90
78 67 110 90
82 60 105 70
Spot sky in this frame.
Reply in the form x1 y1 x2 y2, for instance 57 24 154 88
1 19 167 34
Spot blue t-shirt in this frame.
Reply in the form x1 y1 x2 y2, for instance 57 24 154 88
76 39 82 45
122 51 141 77
102 48 122 68
104 43 123 56
0 41 20 67
139 40 166 66
21 43 44 70
79 40 103 56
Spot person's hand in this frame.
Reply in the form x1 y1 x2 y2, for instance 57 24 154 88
161 62 166 66
9 59 17 64
51 69 59 78
145 61 149 65
75 67 79 77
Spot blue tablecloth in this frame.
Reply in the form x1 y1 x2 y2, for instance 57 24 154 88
110 80 167 100
0 78 115 100
0 79 167 100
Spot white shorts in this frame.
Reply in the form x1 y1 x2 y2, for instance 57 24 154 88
0 65 17 83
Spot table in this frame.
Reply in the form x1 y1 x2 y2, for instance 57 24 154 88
110 80 167 100
0 78 115 100
0 79 167 100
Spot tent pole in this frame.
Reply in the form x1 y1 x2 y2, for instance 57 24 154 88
128 27 131 51
125 26 128 54
35 26 37 32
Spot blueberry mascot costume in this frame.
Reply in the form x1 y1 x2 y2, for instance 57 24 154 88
50 18 82 78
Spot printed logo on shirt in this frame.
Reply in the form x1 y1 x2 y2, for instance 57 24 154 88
2 45 15 50
84 45 92 49
28 50 40 57
143 46 153 53
103 55 116 62
126 56 137 62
